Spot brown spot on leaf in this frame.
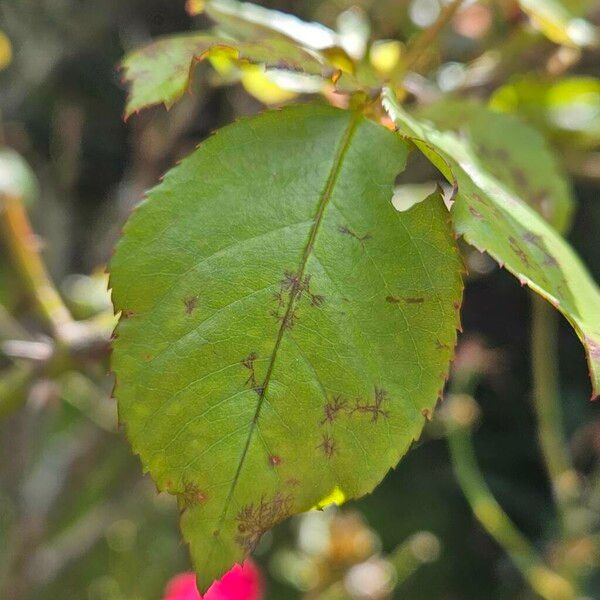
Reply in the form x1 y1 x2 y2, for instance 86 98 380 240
338 224 371 247
271 271 324 327
508 236 530 267
178 482 207 511
317 433 336 458
241 352 259 391
494 148 509 161
351 387 390 423
321 395 348 424
269 455 282 467
522 231 543 247
469 206 484 220
235 493 293 552
587 337 600 360
422 408 432 420
510 167 528 188
183 295 198 315
405 297 425 304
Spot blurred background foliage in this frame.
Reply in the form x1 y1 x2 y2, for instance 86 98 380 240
0 0 599 599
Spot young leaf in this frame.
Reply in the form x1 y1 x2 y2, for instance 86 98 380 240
415 99 575 233
110 104 463 589
383 88 600 397
121 33 331 118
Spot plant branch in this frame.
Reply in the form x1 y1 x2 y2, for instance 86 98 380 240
0 192 74 338
401 0 465 75
531 294 579 529
445 394 577 600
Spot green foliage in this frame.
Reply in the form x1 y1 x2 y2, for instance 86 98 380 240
121 33 330 118
517 0 598 47
383 88 600 397
109 0 600 592
415 99 575 233
491 76 600 148
110 104 462 589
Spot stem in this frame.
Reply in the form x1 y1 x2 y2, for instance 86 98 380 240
0 362 35 418
401 0 465 74
531 294 578 523
0 193 74 338
446 397 577 600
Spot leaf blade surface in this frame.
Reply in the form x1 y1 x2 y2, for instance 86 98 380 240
383 89 600 397
110 104 463 589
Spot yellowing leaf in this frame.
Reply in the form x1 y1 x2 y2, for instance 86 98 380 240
0 31 12 71
370 40 403 75
240 65 298 104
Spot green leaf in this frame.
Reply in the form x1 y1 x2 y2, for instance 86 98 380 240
518 0 598 47
110 104 462 589
490 76 600 149
415 99 575 233
203 0 339 50
121 33 333 118
383 88 600 397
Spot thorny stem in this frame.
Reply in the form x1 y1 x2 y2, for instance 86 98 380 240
445 394 577 600
531 294 579 532
0 192 74 338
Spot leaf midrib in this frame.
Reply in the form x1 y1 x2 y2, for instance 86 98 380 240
211 111 361 549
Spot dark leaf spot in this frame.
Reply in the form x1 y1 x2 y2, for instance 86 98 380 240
317 433 336 458
351 387 390 423
235 493 293 552
321 395 348 424
183 295 198 315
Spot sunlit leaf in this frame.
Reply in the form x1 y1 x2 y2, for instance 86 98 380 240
518 0 598 47
336 7 370 60
121 33 332 118
416 98 575 233
383 88 600 397
110 104 463 589
0 148 39 206
370 40 403 75
491 76 600 148
204 0 338 50
240 65 298 105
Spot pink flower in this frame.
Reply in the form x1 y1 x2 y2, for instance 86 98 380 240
164 561 263 600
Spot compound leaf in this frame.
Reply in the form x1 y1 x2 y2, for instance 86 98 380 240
383 88 600 397
110 104 462 589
